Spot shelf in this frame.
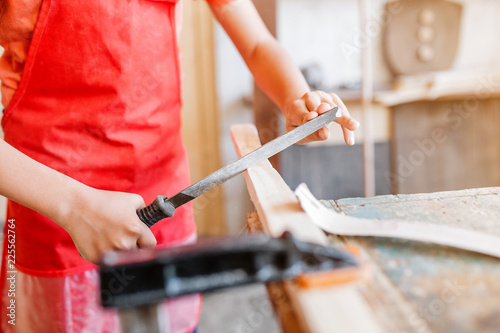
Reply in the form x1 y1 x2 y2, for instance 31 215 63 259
374 70 500 107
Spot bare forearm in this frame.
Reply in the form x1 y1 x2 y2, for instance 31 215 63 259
210 0 359 145
210 0 309 111
0 139 156 263
0 139 85 228
244 37 310 111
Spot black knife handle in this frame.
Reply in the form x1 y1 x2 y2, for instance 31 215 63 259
137 196 175 228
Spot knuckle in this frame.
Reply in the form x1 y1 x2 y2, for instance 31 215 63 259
303 91 313 99
318 91 331 100
112 238 132 250
128 222 144 236
133 194 145 207
148 237 158 247
291 99 302 109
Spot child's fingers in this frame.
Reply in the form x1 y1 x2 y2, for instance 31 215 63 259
295 126 329 144
342 125 355 146
335 114 359 131
287 99 311 127
303 108 319 122
303 91 322 113
330 93 359 145
136 225 157 249
303 91 337 113
286 91 358 145
295 102 332 144
337 118 357 146
130 195 157 249
316 101 333 114
317 127 330 141
301 91 337 122
315 91 335 114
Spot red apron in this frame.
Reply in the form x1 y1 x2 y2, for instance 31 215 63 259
0 0 199 331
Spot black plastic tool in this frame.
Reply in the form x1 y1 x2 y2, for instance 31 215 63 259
99 232 358 309
136 107 341 228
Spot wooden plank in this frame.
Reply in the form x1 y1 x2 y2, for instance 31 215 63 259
297 185 500 258
180 0 225 235
231 124 328 244
329 187 500 333
247 211 307 333
232 123 385 333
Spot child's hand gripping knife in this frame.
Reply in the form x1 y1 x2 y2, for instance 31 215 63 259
62 188 157 264
0 139 157 265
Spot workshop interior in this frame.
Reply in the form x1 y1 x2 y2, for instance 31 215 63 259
1 0 500 332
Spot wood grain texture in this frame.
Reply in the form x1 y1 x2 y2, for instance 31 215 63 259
180 0 225 235
297 184 500 258
390 98 500 194
231 124 328 244
247 211 308 333
234 124 500 332
232 124 385 333
327 187 500 333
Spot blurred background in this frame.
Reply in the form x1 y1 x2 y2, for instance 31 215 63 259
1 0 499 241
179 0 500 238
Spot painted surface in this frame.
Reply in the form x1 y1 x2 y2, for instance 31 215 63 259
327 187 500 332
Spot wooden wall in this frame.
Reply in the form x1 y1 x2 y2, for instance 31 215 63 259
180 0 225 235
390 98 500 194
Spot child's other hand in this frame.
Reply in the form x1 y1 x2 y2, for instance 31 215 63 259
283 91 359 145
61 188 157 265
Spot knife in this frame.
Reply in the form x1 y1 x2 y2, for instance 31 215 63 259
137 107 342 228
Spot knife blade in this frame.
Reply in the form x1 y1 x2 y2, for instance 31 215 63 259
137 107 341 227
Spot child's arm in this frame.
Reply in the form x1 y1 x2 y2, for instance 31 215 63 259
0 139 156 264
209 0 359 145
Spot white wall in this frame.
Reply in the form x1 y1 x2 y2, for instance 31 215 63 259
453 0 500 71
277 0 390 88
277 0 500 87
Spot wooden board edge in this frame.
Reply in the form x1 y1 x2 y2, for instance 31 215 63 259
233 124 386 333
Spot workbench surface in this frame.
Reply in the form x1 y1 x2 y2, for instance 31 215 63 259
324 187 500 333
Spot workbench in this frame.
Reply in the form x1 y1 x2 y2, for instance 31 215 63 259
325 187 500 333
232 124 500 333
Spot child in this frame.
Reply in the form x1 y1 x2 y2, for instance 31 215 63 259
0 0 359 331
